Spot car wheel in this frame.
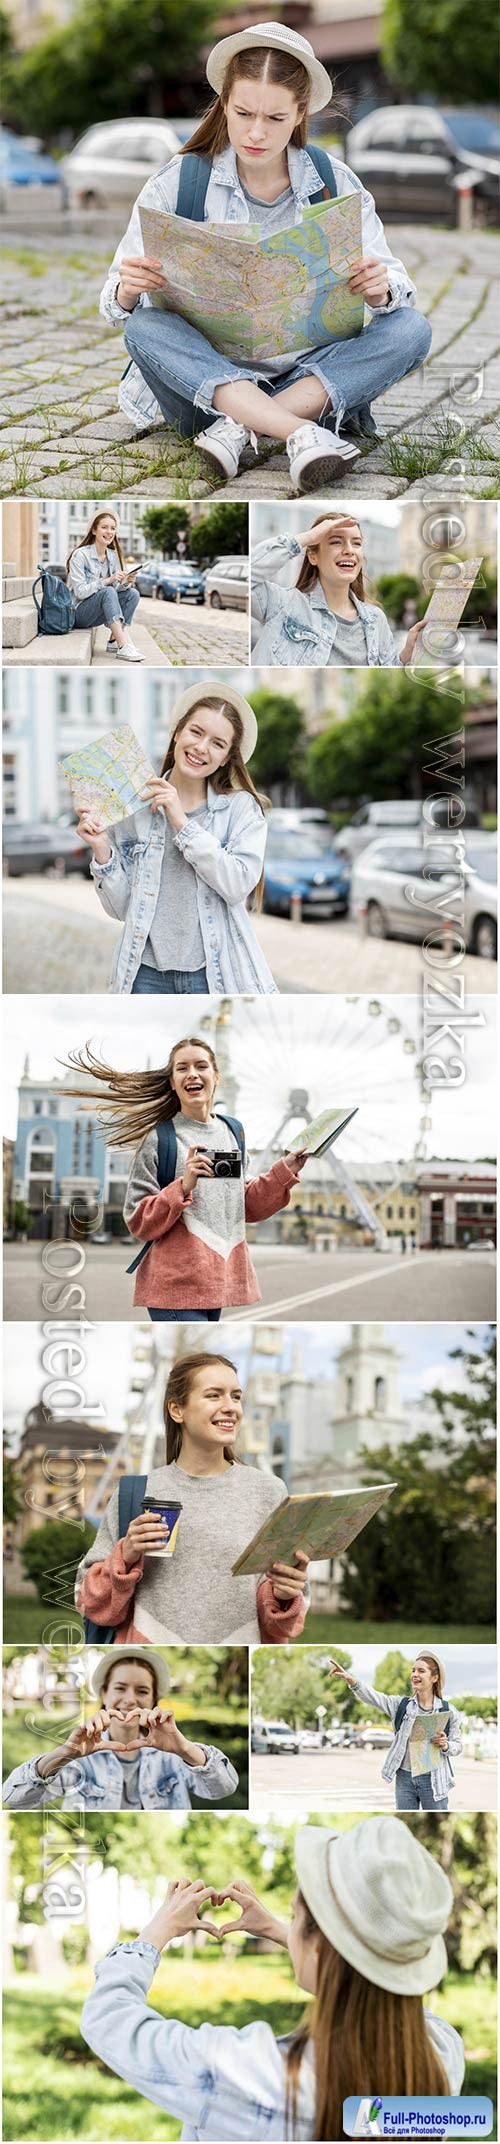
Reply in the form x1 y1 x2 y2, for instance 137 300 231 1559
366 900 387 939
473 914 497 960
45 858 67 877
81 190 99 208
157 588 169 601
210 591 222 608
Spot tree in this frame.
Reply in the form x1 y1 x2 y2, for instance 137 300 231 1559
21 1520 96 1605
2 0 220 140
339 1422 496 1626
3 1458 23 1528
374 1649 412 1694
188 504 248 564
382 0 496 105
374 573 420 623
248 690 307 791
140 506 191 556
307 671 471 810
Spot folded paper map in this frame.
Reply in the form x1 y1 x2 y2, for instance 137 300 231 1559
286 1106 358 1158
60 724 156 829
232 1483 396 1576
139 193 364 364
412 557 483 665
409 1709 450 1778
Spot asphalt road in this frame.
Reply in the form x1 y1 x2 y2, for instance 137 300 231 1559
251 1747 497 1814
3 1242 496 1321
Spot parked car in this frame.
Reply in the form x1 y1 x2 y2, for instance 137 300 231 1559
3 820 91 877
350 833 497 960
264 823 351 919
251 1720 300 1755
357 1725 393 1749
134 561 206 604
61 118 179 210
204 557 249 610
346 105 500 222
336 797 480 863
0 126 60 188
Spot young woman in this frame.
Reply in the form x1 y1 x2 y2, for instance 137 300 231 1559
67 507 142 661
329 1649 463 1811
76 1352 310 1645
66 1035 308 1320
75 681 276 996
2 1647 238 1811
251 515 428 667
100 23 432 495
80 1813 464 2138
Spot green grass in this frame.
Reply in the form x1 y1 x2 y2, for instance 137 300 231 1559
3 1595 70 1642
299 1617 497 1644
2 1704 248 1806
3 1963 495 2141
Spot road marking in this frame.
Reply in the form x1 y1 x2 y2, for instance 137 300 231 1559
234 1251 495 1320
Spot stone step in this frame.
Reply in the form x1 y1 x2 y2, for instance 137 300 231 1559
2 595 39 648
91 620 172 666
3 624 93 664
2 560 17 575
2 575 34 601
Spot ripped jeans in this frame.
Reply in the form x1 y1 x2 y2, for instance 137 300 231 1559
124 302 432 438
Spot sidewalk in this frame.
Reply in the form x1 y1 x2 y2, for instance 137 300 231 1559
2 578 248 666
1 220 499 499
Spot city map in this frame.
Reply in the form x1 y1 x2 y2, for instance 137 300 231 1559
139 192 365 363
60 724 156 828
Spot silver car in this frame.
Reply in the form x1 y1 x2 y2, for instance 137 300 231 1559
204 557 249 611
62 118 179 210
337 797 479 863
350 833 497 959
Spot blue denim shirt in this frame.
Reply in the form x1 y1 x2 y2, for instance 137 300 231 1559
3 1740 238 1812
90 785 277 994
99 143 416 431
67 543 122 600
80 1939 465 2140
251 535 401 667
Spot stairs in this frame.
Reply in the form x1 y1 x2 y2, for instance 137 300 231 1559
2 570 171 666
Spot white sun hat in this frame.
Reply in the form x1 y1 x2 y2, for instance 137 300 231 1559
167 679 258 763
91 1647 171 1700
295 1815 453 1995
206 21 333 114
91 503 120 526
414 1647 447 1688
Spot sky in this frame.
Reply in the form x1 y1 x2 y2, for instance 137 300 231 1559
3 1317 490 1443
3 992 496 1159
325 1643 497 1697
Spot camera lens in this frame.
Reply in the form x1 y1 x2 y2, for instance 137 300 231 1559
214 1158 231 1177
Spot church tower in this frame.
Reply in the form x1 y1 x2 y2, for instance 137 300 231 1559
333 1323 404 1466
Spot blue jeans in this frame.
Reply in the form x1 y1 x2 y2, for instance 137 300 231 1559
131 963 208 994
148 1308 222 1322
74 584 140 628
124 303 432 436
395 1768 448 1812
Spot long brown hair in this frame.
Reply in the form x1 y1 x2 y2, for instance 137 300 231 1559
67 511 124 574
62 1037 219 1151
295 515 365 600
164 697 270 910
286 1894 449 2140
416 1654 443 1700
163 1351 242 1466
180 47 314 162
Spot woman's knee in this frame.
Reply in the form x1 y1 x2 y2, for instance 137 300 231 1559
124 308 147 356
399 308 432 363
101 588 120 621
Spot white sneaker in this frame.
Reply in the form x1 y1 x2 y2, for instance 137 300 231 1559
106 636 117 653
116 639 144 663
287 422 360 494
196 415 254 480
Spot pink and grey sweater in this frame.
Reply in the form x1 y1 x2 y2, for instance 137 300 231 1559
123 1113 300 1310
76 1461 309 1644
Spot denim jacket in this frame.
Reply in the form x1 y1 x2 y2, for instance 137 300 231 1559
81 1939 465 2140
99 143 416 432
90 785 277 994
351 1679 463 1802
251 535 401 667
67 543 121 600
3 1738 238 1812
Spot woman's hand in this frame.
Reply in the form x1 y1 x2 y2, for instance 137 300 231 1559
75 812 112 864
141 1878 221 1951
399 618 427 665
328 1659 355 1685
269 1547 309 1603
116 255 168 307
297 517 358 549
282 1147 308 1174
211 1879 289 1945
181 1146 214 1195
432 1729 449 1750
141 777 187 832
121 1511 169 1569
348 255 390 307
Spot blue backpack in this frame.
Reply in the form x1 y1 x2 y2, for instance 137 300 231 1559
175 141 337 220
32 567 75 636
126 1110 246 1276
394 1695 450 1740
83 1472 147 1644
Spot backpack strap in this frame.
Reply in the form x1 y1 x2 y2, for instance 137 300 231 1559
118 1472 148 1536
176 152 212 222
215 1111 246 1168
31 574 44 627
126 1118 177 1275
306 141 337 204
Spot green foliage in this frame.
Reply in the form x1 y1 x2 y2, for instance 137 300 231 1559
140 507 191 555
252 1644 355 1727
374 572 420 622
62 1925 91 1969
187 504 248 564
3 1458 24 1527
339 1420 496 1626
381 0 496 103
2 0 220 139
373 1648 412 1695
20 1520 96 1605
8 1202 34 1239
248 689 306 788
306 671 469 808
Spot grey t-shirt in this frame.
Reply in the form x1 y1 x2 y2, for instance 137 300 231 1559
77 1458 289 1643
240 179 311 378
327 612 369 665
143 805 207 972
118 1751 143 1805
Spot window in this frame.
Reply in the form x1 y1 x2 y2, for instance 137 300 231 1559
82 677 95 717
386 1204 393 1218
57 676 70 716
398 1205 404 1219
374 1376 386 1413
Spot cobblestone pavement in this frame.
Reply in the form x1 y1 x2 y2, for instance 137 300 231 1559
130 593 249 665
3 876 496 992
2 215 499 499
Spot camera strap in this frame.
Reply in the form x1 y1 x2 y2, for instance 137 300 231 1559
126 1112 246 1274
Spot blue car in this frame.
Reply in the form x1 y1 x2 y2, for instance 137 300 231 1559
0 127 60 186
263 824 350 919
134 560 205 604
